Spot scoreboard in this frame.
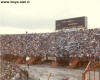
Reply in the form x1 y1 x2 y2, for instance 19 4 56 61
56 16 87 30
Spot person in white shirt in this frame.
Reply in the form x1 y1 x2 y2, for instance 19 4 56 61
26 56 30 69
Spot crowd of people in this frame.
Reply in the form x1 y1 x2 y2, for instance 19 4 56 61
0 28 100 58
0 60 28 80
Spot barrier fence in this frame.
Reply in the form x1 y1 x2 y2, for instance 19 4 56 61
82 59 100 80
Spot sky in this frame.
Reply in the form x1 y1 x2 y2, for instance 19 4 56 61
0 0 100 34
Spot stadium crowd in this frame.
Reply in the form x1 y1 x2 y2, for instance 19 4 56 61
0 60 28 80
0 28 100 58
